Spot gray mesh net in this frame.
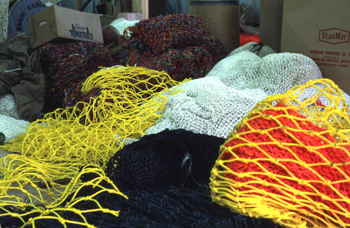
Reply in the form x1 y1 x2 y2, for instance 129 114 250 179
0 0 9 42
206 49 323 95
0 94 20 119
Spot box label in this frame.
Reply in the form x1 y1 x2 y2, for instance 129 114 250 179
69 23 94 40
310 49 350 69
318 28 350 45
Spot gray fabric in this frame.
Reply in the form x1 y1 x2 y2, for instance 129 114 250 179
0 33 45 121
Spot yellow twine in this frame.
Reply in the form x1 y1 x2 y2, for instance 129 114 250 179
0 66 185 226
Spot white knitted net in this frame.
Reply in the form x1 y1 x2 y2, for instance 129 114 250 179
0 0 9 42
110 18 139 35
146 43 327 139
206 50 323 95
0 94 28 143
145 77 268 138
206 51 262 90
0 114 28 143
0 94 20 119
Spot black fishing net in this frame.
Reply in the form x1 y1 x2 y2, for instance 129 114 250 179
1 186 281 228
3 187 278 228
105 129 226 191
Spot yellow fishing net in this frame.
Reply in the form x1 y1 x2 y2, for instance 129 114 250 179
210 78 350 228
0 164 127 227
0 66 183 227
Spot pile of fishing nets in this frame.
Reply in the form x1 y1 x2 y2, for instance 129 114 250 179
206 42 323 95
146 42 325 139
0 66 181 227
210 78 350 228
8 129 280 228
114 14 228 81
39 42 116 109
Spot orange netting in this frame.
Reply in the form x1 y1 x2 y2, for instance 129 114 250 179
210 78 350 228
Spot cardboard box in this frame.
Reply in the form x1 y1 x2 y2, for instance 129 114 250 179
259 0 284 52
281 0 350 94
28 5 103 48
190 1 240 52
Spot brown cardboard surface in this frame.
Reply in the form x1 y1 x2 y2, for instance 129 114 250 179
281 0 350 93
259 0 284 52
28 6 58 49
190 4 239 52
28 6 103 48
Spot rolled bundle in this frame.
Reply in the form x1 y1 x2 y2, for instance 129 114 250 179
115 14 227 81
